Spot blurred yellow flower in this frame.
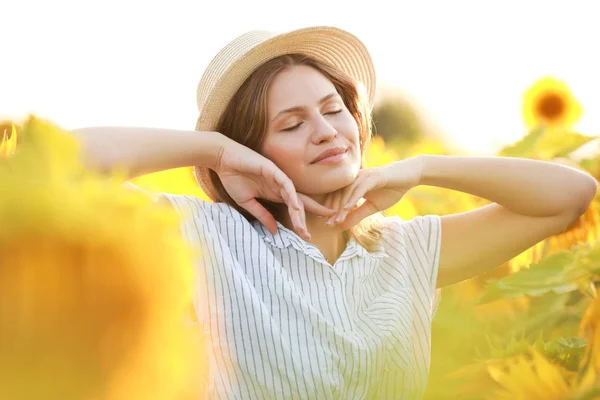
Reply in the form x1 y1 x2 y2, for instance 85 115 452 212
576 291 600 396
131 166 210 200
485 294 600 400
0 124 17 158
365 135 418 219
490 351 571 400
523 77 583 129
0 117 207 400
365 135 397 168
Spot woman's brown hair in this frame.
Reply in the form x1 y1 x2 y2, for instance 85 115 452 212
196 53 383 251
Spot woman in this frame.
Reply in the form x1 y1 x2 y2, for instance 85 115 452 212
74 26 597 399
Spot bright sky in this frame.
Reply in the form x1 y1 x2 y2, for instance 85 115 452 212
2 0 599 155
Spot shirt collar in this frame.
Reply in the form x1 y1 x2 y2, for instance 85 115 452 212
252 220 387 265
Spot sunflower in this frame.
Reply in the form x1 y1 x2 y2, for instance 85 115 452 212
489 351 572 400
522 77 583 129
0 117 207 400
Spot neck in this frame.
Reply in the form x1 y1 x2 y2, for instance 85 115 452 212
278 205 348 264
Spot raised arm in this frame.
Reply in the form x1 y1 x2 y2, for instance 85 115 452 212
330 154 597 288
70 127 226 179
419 155 598 287
70 126 334 239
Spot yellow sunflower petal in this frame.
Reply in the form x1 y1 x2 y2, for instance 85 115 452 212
0 124 17 158
492 352 571 400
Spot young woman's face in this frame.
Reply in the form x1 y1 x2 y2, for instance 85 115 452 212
261 65 361 196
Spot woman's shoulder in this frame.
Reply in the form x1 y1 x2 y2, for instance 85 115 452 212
160 193 206 213
379 214 443 298
160 193 247 221
380 214 442 237
378 214 442 263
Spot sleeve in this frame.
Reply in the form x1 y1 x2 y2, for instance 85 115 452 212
387 215 443 317
159 193 210 266
408 215 442 317
160 193 208 219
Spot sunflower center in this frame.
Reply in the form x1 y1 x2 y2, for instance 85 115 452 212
537 92 565 120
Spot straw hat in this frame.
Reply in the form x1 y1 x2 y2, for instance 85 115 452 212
194 26 376 201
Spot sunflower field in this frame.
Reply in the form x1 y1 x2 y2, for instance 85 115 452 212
1 76 599 399
0 120 208 399
410 77 600 400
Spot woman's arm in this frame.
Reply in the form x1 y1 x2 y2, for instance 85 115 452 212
419 155 597 218
71 127 227 179
71 126 328 237
413 155 598 287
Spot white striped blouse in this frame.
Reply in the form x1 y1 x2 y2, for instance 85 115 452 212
165 194 442 400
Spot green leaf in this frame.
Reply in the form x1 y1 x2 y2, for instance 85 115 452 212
579 243 600 274
486 332 530 358
501 251 575 285
506 293 571 340
534 332 547 353
476 251 580 303
498 126 596 160
498 126 545 158
539 131 597 159
580 156 600 178
542 337 587 371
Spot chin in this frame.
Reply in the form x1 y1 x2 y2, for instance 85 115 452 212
297 165 358 194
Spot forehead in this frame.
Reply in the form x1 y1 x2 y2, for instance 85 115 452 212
267 65 338 112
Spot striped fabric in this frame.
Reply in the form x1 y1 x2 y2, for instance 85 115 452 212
164 194 442 400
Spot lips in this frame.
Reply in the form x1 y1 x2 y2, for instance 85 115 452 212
310 146 347 164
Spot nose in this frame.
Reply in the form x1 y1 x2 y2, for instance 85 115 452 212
310 113 337 144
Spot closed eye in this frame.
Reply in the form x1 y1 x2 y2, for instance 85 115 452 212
282 122 303 132
281 110 342 132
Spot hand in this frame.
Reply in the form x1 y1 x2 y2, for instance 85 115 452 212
330 157 423 230
214 139 335 240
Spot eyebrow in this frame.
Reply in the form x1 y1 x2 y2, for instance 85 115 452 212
271 92 340 122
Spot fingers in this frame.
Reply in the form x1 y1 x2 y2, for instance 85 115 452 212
287 199 311 240
241 198 278 235
335 179 373 224
337 200 378 231
298 201 309 240
272 167 301 210
269 164 310 238
284 193 310 240
340 181 359 211
334 185 356 224
344 173 376 210
326 190 344 226
298 194 336 217
323 192 335 209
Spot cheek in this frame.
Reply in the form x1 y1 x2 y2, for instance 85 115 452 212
340 118 362 165
262 141 305 175
337 112 360 142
